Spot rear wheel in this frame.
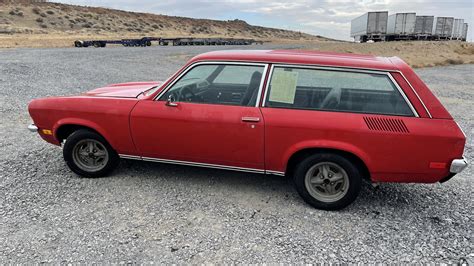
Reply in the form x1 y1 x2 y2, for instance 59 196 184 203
293 153 361 210
63 129 119 178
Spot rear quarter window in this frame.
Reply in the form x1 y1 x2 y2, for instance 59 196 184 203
264 66 414 117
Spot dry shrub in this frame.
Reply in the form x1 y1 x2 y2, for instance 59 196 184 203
9 10 24 16
32 7 41 15
455 45 474 55
444 58 464 65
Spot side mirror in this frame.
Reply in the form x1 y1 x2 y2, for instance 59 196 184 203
166 94 178 107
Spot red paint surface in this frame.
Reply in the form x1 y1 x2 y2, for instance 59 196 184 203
85 81 161 98
28 50 466 183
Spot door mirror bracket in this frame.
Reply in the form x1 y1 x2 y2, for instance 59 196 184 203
166 94 178 107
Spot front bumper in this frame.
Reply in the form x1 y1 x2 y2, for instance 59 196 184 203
28 124 38 132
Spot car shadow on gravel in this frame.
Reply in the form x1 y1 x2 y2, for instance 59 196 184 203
115 159 443 214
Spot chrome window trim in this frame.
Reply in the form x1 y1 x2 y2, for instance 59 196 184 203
154 61 269 107
190 59 403 73
395 71 432 118
261 65 274 108
387 73 419 117
261 64 419 117
119 154 284 175
254 64 269 108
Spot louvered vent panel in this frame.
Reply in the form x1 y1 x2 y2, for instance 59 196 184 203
363 116 409 133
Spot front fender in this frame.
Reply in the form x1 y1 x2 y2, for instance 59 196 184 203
53 118 112 146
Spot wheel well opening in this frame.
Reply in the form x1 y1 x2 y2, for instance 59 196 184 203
285 148 371 181
55 125 101 143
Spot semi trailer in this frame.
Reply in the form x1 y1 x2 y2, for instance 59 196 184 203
414 15 434 39
350 11 468 42
452 19 465 40
74 37 263 48
386 13 416 40
432 17 454 39
461 23 468 41
350 11 388 42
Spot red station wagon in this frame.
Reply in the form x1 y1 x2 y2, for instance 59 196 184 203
28 50 468 210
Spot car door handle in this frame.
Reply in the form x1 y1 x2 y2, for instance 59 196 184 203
241 117 260 122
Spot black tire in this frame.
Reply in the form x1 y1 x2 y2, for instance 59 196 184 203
293 153 361 210
63 129 119 178
74 40 83 48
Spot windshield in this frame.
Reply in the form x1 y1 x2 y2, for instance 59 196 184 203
171 65 219 90
142 74 176 97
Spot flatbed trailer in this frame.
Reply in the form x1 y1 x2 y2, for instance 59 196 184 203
75 37 263 48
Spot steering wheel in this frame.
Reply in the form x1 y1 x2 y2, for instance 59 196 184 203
179 85 196 102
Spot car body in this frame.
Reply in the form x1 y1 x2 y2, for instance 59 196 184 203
28 50 468 210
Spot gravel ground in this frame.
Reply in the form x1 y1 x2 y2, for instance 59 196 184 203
0 45 472 264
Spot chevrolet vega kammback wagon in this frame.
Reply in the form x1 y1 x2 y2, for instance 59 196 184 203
28 50 468 210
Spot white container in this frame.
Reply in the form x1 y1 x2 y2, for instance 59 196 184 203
414 16 434 35
452 19 464 39
462 23 468 41
433 17 454 37
387 13 416 35
351 11 388 37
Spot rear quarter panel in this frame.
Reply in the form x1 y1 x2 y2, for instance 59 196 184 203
28 96 138 154
262 108 465 183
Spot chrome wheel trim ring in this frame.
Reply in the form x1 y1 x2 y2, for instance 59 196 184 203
72 139 109 172
304 162 350 203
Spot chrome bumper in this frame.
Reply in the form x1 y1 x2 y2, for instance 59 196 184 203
450 157 468 174
28 124 38 132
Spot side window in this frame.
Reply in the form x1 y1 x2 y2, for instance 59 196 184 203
161 64 265 107
265 67 414 116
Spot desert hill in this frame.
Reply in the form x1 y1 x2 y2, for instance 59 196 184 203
0 1 328 41
1 0 473 69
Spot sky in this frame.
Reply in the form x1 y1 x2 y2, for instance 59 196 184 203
55 0 473 41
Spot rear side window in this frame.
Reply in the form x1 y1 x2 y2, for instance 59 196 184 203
264 66 414 116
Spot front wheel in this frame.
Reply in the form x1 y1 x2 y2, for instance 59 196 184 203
293 153 362 210
63 129 119 178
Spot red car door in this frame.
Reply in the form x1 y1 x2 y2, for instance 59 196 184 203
130 63 267 172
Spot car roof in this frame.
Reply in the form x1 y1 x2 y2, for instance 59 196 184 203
189 50 399 71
